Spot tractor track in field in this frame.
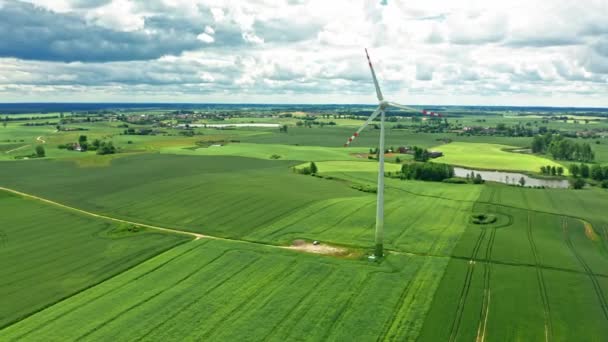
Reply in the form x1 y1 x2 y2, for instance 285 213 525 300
134 254 263 341
198 260 299 340
76 250 247 340
475 220 496 342
376 263 425 340
8 241 206 338
562 219 608 321
318 273 373 341
262 268 337 340
527 213 553 342
447 221 487 342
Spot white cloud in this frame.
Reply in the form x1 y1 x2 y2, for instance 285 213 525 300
1 0 607 106
197 33 214 43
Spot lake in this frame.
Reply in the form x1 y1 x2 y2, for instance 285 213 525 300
454 167 570 188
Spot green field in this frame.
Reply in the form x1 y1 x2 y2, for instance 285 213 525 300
2 108 608 340
0 239 452 341
0 191 189 328
162 142 368 161
432 142 567 173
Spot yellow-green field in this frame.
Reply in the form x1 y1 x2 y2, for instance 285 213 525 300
431 142 567 173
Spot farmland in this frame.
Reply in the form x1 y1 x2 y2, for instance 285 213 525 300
1 104 608 341
431 142 567 173
0 190 189 328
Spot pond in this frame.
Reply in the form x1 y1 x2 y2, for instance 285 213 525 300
454 167 570 189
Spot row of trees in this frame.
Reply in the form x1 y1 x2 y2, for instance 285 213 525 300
531 133 594 162
569 163 608 181
400 163 454 182
539 165 564 176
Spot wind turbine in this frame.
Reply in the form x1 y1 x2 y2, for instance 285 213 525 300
343 49 442 259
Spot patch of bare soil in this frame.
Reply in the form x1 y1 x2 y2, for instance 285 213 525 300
285 240 347 256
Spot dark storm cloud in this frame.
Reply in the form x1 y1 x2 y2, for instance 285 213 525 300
0 1 223 62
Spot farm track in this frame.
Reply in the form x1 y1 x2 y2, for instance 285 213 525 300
475 220 496 342
448 188 495 342
447 222 487 342
527 214 553 342
562 219 608 321
4 144 30 154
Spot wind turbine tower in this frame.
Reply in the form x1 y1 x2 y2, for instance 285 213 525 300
343 49 443 259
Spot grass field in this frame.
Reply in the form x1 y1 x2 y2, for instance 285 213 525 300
2 109 608 340
432 142 566 173
0 238 448 341
0 191 189 328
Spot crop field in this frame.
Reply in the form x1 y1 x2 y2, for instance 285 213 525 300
419 185 608 341
0 191 189 328
2 107 608 341
162 142 369 161
431 142 566 173
0 239 449 341
0 155 476 256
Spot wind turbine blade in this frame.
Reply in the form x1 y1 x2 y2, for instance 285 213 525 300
387 102 418 112
343 106 382 147
365 49 384 102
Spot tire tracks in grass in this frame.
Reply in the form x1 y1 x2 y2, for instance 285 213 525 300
447 222 487 342
377 260 447 341
79 251 261 340
475 221 496 342
562 219 608 321
313 200 374 235
317 272 373 341
526 213 553 342
9 240 204 338
262 267 337 340
196 259 299 339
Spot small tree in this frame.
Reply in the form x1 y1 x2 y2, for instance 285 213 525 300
580 164 590 178
569 164 580 177
78 135 87 143
395 157 401 163
519 177 526 187
557 166 564 176
540 166 546 174
473 174 484 184
35 145 45 157
571 178 585 190
550 166 557 176
310 162 318 174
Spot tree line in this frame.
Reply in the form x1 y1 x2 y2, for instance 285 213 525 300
400 163 454 182
531 133 594 162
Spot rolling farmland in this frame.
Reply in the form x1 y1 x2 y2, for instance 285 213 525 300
1 106 608 341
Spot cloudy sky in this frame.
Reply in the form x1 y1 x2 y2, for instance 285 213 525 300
0 0 607 106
